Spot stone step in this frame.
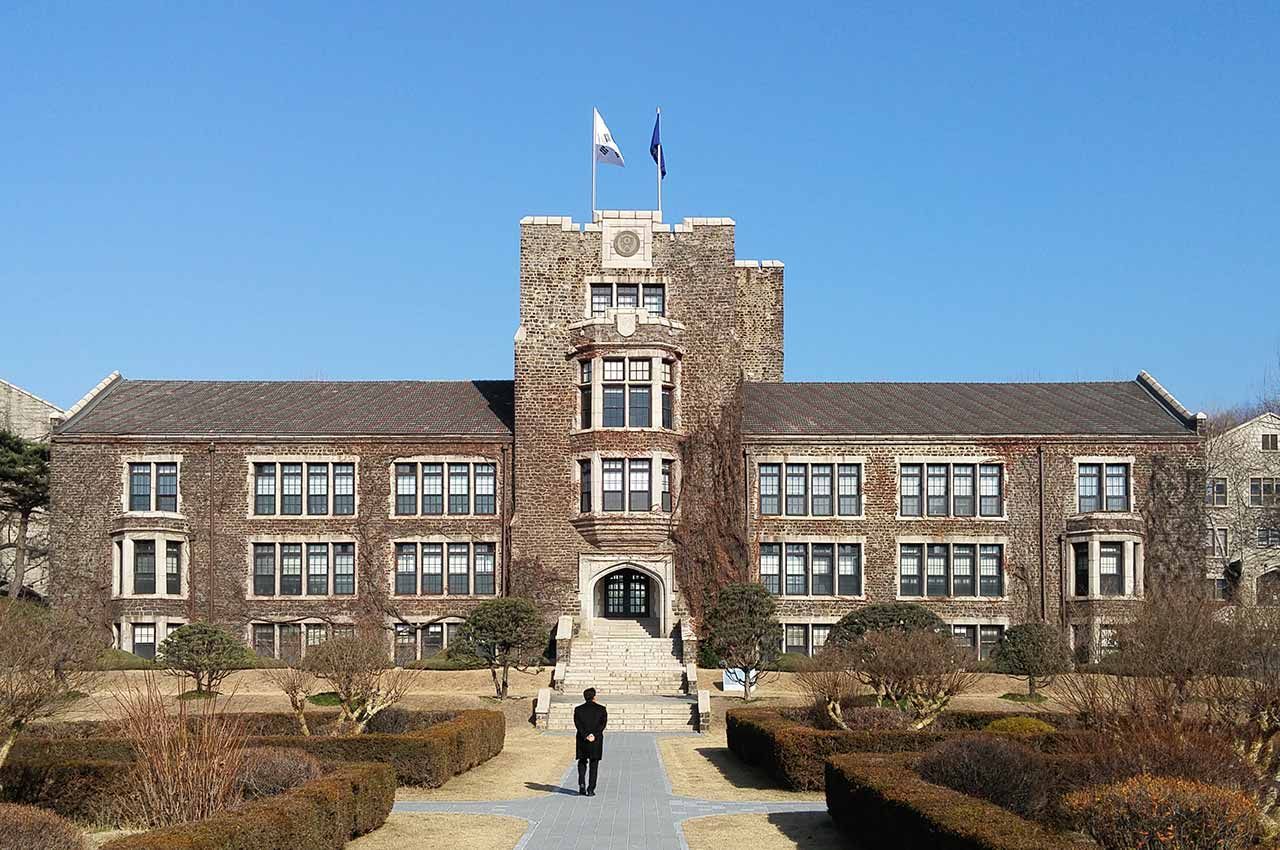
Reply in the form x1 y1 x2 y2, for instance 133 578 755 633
544 701 698 731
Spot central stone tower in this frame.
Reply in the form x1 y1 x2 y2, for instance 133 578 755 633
511 210 783 647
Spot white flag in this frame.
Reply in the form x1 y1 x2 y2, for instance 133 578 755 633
593 108 625 167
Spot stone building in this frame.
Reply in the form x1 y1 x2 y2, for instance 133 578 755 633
1 377 62 598
48 210 1204 672
1204 412 1280 606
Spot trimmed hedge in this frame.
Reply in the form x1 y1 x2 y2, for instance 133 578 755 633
727 708 1076 790
826 752 1096 850
22 710 461 740
13 709 504 788
0 757 130 821
100 762 394 850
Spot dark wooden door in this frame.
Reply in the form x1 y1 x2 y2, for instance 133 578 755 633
603 569 649 617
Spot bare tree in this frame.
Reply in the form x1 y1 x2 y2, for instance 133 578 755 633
0 599 104 779
855 629 980 729
795 648 861 730
303 633 416 733
263 666 316 736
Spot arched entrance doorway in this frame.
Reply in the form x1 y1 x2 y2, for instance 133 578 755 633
602 568 651 618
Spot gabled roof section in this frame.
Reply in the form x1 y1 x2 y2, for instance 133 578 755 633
743 373 1200 438
1210 410 1280 441
57 378 515 438
0 377 64 414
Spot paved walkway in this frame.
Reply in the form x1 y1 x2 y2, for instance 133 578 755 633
394 732 827 850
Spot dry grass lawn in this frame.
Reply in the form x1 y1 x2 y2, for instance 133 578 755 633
682 812 843 850
395 726 571 801
659 732 822 802
346 813 526 850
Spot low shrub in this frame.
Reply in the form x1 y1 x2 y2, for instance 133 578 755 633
95 648 156 671
100 762 395 850
696 641 722 669
826 752 1094 850
1066 721 1263 796
0 757 131 821
985 716 1056 736
236 747 324 800
1064 775 1261 850
916 734 1054 819
409 651 488 670
0 803 87 850
773 652 810 673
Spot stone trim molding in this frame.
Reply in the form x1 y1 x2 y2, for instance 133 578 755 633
578 553 673 637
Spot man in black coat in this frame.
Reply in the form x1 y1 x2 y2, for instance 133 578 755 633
573 687 608 796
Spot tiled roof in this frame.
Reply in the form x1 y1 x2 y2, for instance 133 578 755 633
58 379 514 437
743 377 1197 437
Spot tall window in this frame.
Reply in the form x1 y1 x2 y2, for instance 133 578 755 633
448 464 470 514
166 541 182 594
661 360 674 429
1073 542 1089 596
475 464 497 514
280 464 303 515
1264 434 1279 452
447 544 470 594
617 283 638 307
837 544 862 595
926 465 949 516
422 543 443 594
395 464 417 515
590 284 612 317
811 544 834 595
580 360 593 429
1206 477 1228 507
661 460 673 512
953 464 975 516
926 544 949 597
785 544 808 595
307 545 329 595
837 465 862 515
422 464 444 514
952 544 975 596
979 465 1003 516
132 623 156 660
899 544 922 596
474 543 496 594
628 360 651 427
603 359 626 427
580 460 592 513
253 624 275 658
1080 463 1129 512
628 459 651 511
156 463 178 512
254 544 276 596
1104 464 1130 511
785 465 807 515
1099 543 1124 596
759 464 781 515
281 544 302 595
308 464 329 514
133 540 156 594
254 463 277 515
129 463 152 511
333 464 355 515
784 624 809 656
333 543 355 595
643 283 665 315
395 544 417 595
979 545 1003 597
811 465 833 516
760 544 781 595
602 460 624 511
979 625 1004 660
900 465 922 516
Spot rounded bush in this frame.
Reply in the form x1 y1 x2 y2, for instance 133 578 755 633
1064 775 1260 850
0 803 87 850
916 733 1052 819
829 603 946 648
235 747 324 800
985 716 1056 736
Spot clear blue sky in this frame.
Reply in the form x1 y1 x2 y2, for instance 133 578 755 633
3 2 1277 414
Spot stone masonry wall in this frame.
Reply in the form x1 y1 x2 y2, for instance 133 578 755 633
735 262 784 382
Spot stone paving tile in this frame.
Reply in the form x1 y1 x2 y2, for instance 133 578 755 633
394 732 826 850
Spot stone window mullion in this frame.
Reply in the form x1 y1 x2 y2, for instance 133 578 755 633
1088 538 1101 597
650 355 661 431
592 357 603 429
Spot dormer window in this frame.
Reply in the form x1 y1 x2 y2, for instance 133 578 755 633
587 282 666 317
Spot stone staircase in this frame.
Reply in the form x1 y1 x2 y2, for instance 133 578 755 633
560 633 685 695
543 693 700 731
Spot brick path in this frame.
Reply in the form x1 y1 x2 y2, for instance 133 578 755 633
393 732 826 850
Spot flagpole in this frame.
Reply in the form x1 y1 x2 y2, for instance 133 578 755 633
591 109 597 220
655 107 662 220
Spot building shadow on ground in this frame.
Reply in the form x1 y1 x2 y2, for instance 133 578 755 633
691 746 784 791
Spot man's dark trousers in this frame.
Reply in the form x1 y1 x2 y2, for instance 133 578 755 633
574 699 608 793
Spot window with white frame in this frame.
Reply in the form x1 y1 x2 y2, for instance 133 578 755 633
250 542 355 596
901 462 1002 518
1099 543 1125 596
1206 477 1228 506
1208 527 1229 558
1251 478 1279 507
1078 463 1131 513
132 623 157 660
390 461 498 516
590 457 661 514
784 623 809 655
588 281 666 317
1263 433 1279 452
254 461 354 516
899 542 1003 598
127 461 180 513
115 536 185 597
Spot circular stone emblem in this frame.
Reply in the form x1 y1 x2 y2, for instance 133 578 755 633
612 230 641 257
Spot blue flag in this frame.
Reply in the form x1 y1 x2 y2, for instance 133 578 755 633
650 112 666 179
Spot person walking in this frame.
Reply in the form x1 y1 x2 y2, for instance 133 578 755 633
574 687 608 796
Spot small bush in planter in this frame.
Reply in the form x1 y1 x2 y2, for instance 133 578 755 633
985 716 1056 736
235 747 324 800
916 733 1053 819
1064 775 1260 850
0 802 87 850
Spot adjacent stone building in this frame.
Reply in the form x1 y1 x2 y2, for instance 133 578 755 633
1 377 62 598
48 210 1204 665
1204 411 1280 606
